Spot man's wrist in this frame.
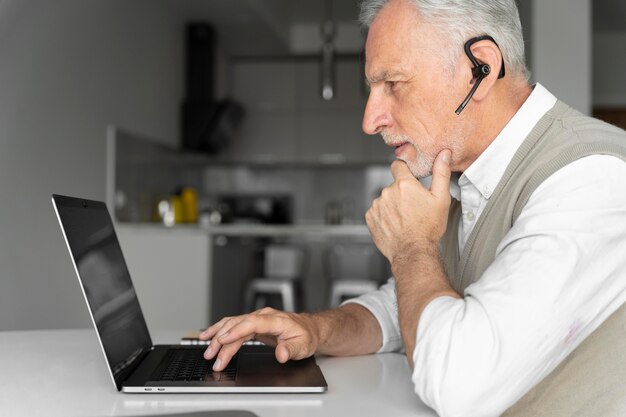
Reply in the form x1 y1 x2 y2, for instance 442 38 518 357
391 239 440 277
299 312 323 352
303 304 383 356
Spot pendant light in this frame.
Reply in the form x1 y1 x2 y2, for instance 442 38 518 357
320 0 336 101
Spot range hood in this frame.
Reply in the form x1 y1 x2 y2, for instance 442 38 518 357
181 23 244 154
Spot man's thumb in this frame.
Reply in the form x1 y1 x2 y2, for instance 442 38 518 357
275 342 293 363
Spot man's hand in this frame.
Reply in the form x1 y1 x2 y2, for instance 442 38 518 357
365 149 453 263
366 149 458 367
199 307 319 371
200 304 384 371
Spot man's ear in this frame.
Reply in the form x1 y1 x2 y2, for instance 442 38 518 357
463 39 503 102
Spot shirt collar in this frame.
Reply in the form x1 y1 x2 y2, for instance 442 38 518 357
458 83 558 200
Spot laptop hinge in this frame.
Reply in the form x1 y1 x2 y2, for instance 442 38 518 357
113 346 153 390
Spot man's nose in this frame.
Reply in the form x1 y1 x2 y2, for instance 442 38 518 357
362 90 391 135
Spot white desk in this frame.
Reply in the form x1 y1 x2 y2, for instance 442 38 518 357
0 329 437 417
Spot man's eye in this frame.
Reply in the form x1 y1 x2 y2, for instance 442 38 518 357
386 81 398 91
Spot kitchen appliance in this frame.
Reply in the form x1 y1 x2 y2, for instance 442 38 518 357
218 195 293 225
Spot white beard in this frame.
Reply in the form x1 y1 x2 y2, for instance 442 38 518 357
381 131 434 178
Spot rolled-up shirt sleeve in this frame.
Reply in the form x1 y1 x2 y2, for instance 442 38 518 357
342 277 404 353
411 156 626 417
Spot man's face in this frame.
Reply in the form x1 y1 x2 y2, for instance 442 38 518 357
362 0 468 178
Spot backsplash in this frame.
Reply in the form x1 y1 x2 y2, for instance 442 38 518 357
201 164 392 225
109 127 392 224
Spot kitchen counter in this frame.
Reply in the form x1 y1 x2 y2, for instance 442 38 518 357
117 222 372 238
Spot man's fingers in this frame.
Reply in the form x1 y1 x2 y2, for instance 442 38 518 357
204 338 222 360
216 318 259 344
390 159 415 181
203 313 282 361
213 338 248 371
199 324 218 341
430 149 452 199
199 316 233 340
221 314 288 344
202 317 242 359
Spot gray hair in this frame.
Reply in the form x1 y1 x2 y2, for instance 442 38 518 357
359 0 530 81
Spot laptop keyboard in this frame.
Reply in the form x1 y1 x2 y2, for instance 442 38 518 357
152 347 238 382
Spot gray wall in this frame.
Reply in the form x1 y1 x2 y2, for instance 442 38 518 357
593 31 626 107
0 0 614 331
0 0 182 330
529 0 592 114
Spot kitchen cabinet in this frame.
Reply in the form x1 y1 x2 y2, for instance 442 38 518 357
218 61 297 163
218 110 297 163
209 235 260 320
231 61 296 111
116 225 211 332
292 58 394 164
295 111 367 163
226 57 393 165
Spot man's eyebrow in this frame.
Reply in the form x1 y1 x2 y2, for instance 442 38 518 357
366 70 405 85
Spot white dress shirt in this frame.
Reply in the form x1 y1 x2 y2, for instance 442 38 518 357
346 84 626 417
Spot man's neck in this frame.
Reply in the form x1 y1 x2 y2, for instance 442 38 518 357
457 80 532 172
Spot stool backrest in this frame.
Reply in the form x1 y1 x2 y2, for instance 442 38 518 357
325 243 385 281
264 245 304 280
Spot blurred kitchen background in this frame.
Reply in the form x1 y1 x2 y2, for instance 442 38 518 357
1 0 625 332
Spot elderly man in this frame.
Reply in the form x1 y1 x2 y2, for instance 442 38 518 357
200 0 626 415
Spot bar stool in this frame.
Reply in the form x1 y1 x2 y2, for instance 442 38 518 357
325 243 385 307
244 244 305 312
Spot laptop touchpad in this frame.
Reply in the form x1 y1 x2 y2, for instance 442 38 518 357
238 351 284 373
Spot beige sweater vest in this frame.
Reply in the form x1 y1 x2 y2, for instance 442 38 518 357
440 101 626 416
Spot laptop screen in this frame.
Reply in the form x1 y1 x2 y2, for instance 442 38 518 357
52 195 152 387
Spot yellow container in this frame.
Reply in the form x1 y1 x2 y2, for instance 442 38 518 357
180 187 199 223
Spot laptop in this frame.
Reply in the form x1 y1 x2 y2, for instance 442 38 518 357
52 194 327 393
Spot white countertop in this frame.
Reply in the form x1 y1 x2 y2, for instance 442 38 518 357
0 329 436 417
117 222 372 238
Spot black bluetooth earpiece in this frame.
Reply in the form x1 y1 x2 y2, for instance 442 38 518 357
455 35 506 115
